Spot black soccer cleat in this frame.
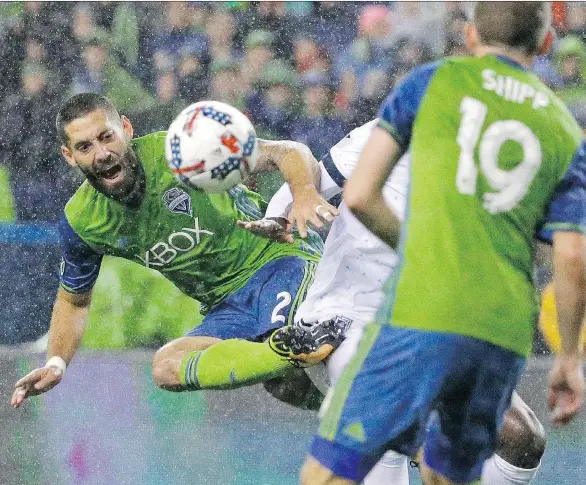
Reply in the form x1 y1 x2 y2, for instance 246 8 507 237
268 317 350 365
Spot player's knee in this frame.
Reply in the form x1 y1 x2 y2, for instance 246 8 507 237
496 399 546 469
152 345 182 391
300 457 344 485
263 368 324 411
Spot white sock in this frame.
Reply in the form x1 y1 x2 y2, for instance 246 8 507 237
482 453 540 485
363 450 410 485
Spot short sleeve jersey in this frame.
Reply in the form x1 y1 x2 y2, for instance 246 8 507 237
376 55 586 356
60 132 321 309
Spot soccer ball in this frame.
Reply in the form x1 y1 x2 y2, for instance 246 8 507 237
165 101 258 193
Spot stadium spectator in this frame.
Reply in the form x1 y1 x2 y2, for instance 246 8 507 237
0 18 26 104
246 59 297 139
131 70 185 137
72 34 155 113
306 2 359 59
244 1 295 58
206 8 239 63
0 62 69 221
346 69 390 129
291 72 346 159
1 0 582 354
333 5 394 108
566 2 586 43
240 29 277 89
209 59 246 110
152 2 210 74
552 35 586 102
176 43 211 103
293 35 330 76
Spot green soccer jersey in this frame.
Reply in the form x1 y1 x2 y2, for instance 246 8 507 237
60 132 321 309
376 55 586 356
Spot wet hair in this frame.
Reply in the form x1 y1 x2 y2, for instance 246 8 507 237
56 93 120 145
474 2 551 54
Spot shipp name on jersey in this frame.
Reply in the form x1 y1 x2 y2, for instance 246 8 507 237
482 69 549 109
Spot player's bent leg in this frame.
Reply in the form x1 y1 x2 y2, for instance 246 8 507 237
263 367 324 411
495 393 546 468
153 336 295 391
301 456 358 485
481 393 545 484
152 336 221 391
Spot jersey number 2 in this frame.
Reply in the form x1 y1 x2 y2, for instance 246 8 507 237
271 292 292 324
456 96 542 213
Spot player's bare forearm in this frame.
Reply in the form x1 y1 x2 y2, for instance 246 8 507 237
548 232 586 426
47 287 92 364
254 139 320 189
553 232 586 355
350 193 402 249
253 139 338 237
345 127 403 249
11 288 92 408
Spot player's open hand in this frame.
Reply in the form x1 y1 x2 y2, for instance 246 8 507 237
547 353 585 426
11 364 64 408
288 185 339 238
237 217 295 244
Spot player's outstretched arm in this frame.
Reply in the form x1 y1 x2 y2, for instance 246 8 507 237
11 287 92 408
254 139 339 237
344 127 403 249
238 158 344 243
548 231 586 426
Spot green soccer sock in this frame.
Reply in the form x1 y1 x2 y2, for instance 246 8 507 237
179 338 295 390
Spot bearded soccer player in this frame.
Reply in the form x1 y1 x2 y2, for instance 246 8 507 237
248 120 545 485
301 3 586 485
11 93 340 407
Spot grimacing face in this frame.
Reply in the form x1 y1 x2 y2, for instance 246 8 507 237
61 109 145 206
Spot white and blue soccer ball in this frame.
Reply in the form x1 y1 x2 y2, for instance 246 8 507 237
165 101 258 193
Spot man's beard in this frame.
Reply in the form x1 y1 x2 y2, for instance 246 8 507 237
80 147 146 208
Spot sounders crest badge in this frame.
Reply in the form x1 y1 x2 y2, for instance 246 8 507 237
163 188 192 216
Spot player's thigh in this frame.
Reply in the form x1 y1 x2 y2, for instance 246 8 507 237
301 456 357 485
185 257 315 341
425 341 526 483
257 256 317 333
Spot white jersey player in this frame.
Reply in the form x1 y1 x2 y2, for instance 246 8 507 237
262 120 545 485
265 120 411 485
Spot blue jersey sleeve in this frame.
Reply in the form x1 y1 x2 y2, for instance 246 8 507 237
537 141 586 243
59 215 103 293
377 61 442 150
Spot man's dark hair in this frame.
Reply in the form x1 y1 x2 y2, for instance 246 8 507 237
474 2 551 54
56 93 119 145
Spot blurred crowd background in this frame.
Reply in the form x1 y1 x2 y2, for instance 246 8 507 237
0 1 582 350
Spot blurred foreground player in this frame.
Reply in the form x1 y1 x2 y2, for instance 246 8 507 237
11 93 340 408
253 120 545 485
302 3 586 485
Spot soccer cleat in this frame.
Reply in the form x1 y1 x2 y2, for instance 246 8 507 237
268 317 350 365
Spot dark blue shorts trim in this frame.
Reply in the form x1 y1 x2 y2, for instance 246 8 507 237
310 436 381 483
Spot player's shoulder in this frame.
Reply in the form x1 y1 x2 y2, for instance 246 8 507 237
64 180 100 224
132 131 167 160
394 59 446 92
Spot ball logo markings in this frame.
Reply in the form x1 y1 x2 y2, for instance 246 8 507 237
183 105 233 137
211 158 242 180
